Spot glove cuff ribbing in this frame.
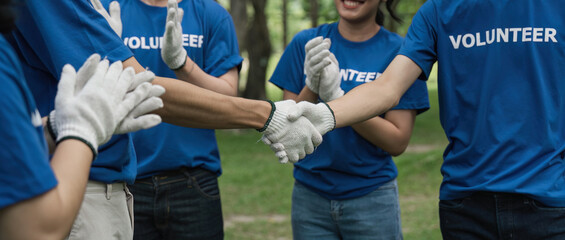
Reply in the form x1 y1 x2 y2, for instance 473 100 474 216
321 102 336 133
47 110 58 141
57 124 99 158
57 136 98 159
168 49 188 70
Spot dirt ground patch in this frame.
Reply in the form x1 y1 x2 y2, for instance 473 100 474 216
224 214 288 228
405 144 441 153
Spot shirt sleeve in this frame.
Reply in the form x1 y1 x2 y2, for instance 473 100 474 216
0 41 57 209
202 3 243 77
269 30 315 94
398 0 438 80
15 0 133 79
391 79 430 114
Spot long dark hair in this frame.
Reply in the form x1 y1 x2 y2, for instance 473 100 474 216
0 0 16 33
376 0 402 26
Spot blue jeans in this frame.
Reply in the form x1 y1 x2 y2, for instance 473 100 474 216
128 167 223 240
439 192 565 240
292 179 403 240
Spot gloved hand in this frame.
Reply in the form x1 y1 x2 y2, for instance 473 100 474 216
52 55 160 156
318 53 344 102
47 54 103 141
48 58 166 138
91 0 122 37
162 0 187 70
114 70 165 134
114 80 165 134
288 101 335 136
259 100 323 163
304 37 332 94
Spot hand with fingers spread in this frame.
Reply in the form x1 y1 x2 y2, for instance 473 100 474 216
49 54 164 156
90 0 122 37
304 37 332 94
259 100 324 163
162 0 187 70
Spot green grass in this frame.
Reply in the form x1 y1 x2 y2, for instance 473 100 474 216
217 88 446 239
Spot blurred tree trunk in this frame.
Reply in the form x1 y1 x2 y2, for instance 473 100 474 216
282 0 288 48
310 0 318 27
383 0 399 33
243 0 271 100
229 0 248 52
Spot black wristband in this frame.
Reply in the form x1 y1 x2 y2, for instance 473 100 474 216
257 100 275 132
321 102 336 130
46 116 57 142
57 136 98 159
170 55 188 71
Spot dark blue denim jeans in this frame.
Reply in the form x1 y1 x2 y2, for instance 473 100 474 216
128 167 223 240
439 192 565 240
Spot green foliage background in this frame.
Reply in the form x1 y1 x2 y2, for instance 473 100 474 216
212 1 442 239
217 0 427 100
217 87 446 239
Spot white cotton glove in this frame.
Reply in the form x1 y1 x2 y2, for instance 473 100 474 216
114 70 165 134
48 58 166 139
304 37 332 94
47 54 102 140
288 101 335 136
91 0 122 37
259 100 323 164
162 0 187 70
318 53 344 102
51 55 158 156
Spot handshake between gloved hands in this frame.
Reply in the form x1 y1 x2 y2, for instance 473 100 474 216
259 36 343 164
259 100 336 164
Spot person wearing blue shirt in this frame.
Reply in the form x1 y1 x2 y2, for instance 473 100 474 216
4 1 147 238
7 0 325 238
94 0 242 238
283 0 565 239
269 0 429 239
0 1 162 238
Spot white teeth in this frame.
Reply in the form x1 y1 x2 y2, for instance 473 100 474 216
344 0 360 7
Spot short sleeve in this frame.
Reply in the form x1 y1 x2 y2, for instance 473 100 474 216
14 0 133 78
202 3 243 77
269 30 316 94
0 40 57 209
392 79 430 114
398 0 438 80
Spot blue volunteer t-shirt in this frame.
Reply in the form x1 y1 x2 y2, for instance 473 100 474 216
270 23 429 200
101 0 242 178
0 36 58 209
4 0 137 184
398 0 565 206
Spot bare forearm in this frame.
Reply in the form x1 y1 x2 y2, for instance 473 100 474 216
123 56 270 129
0 140 92 240
351 110 416 156
283 87 318 103
295 87 319 103
153 76 270 129
328 55 422 128
42 117 56 154
174 58 239 96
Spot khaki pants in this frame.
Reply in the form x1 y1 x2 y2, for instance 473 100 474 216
66 181 134 240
